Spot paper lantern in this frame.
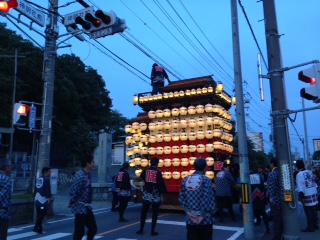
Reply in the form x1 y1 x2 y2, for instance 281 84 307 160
156 133 164 142
156 121 163 130
125 136 133 145
156 109 164 118
133 133 140 142
149 135 156 143
191 89 196 95
216 83 224 93
129 159 135 167
133 146 140 154
213 129 223 138
196 130 205 140
205 171 214 180
205 104 213 113
164 171 172 179
164 158 171 167
188 132 197 141
169 92 174 98
185 89 191 96
163 120 171 130
148 147 156 155
180 119 188 128
157 93 162 100
156 146 164 155
163 108 171 117
189 169 195 175
188 106 196 115
134 157 141 165
180 132 188 141
171 119 180 129
148 122 156 131
135 169 142 177
206 117 213 125
172 146 180 154
126 148 134 157
125 125 132 134
189 157 196 165
197 118 205 127
172 158 180 167
163 133 172 142
205 143 214 152
179 90 185 97
180 145 189 154
172 108 180 116
132 95 138 105
197 144 205 153
205 130 214 139
188 145 196 153
140 146 148 155
208 86 213 93
196 88 202 94
180 107 188 116
172 171 181 179
163 92 168 99
181 158 189 167
202 87 208 94
164 146 172 154
132 122 140 130
141 158 149 167
196 105 204 114
158 159 164 168
140 135 147 142
181 171 189 179
206 157 214 166
174 91 179 97
213 141 223 150
148 110 156 119
188 118 197 128
139 123 147 131
172 132 180 141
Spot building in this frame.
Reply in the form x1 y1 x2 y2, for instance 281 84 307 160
247 132 264 152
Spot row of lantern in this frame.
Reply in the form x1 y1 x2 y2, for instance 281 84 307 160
134 168 215 180
133 84 227 104
147 105 232 120
125 130 233 145
129 156 214 168
126 142 234 156
125 117 233 134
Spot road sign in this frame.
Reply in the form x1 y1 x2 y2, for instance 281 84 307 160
89 26 113 39
15 0 45 27
28 105 36 129
64 6 94 26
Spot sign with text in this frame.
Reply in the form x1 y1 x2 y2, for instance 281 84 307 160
15 0 45 27
64 6 94 26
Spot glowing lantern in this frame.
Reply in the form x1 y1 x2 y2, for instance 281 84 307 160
205 104 213 113
196 130 205 140
172 146 180 154
163 121 171 131
134 157 141 165
191 89 196 95
205 143 214 152
180 145 189 154
181 158 189 167
156 146 164 155
156 133 164 142
171 119 180 129
148 147 156 155
164 171 172 179
172 171 181 179
132 122 139 130
156 121 163 130
180 119 188 128
206 117 213 125
212 117 222 126
179 90 185 97
188 132 197 141
158 159 164 167
141 158 149 167
189 157 196 165
202 87 208 94
197 118 205 127
164 146 171 154
197 144 205 153
206 157 214 166
148 122 156 131
197 88 202 94
185 89 191 96
180 107 188 116
139 123 147 131
133 146 140 154
205 130 214 139
205 171 214 179
172 158 180 167
140 146 148 155
129 159 135 167
232 96 236 105
188 145 196 153
157 93 162 100
132 95 138 105
169 92 174 98
196 105 204 114
189 169 195 175
172 132 180 141
126 148 134 157
156 109 163 118
181 171 189 178
133 134 140 142
149 135 156 143
213 141 223 150
164 158 171 167
148 110 156 119
180 132 188 141
213 129 223 138
163 92 168 99
125 125 132 134
188 119 197 128
135 169 142 177
163 109 171 117
172 108 180 116
216 83 224 93
188 106 196 115
125 136 133 145
163 133 172 142
140 135 148 143
174 91 179 98
208 86 214 93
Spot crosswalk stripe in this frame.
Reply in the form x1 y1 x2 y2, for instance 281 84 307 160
8 232 37 240
32 233 71 240
8 228 23 233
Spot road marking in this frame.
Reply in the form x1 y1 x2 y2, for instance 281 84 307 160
8 232 37 239
32 233 71 239
8 228 23 233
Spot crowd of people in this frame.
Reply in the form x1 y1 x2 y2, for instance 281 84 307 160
1 156 320 240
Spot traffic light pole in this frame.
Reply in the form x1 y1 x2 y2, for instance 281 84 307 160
37 0 58 177
230 1 254 239
262 1 300 239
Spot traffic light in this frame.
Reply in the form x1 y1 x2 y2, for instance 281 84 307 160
298 63 320 103
13 103 30 126
0 0 18 13
66 24 85 41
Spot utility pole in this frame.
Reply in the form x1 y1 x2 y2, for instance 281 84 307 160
262 1 300 239
302 98 311 167
37 0 59 177
230 1 254 239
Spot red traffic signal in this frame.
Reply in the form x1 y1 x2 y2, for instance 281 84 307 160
85 13 101 28
298 63 320 103
17 104 30 115
0 0 18 13
95 10 111 25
